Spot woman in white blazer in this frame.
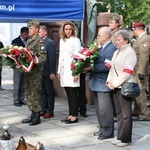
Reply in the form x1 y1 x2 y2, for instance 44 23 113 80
57 21 81 124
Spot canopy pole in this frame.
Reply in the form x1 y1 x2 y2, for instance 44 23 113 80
80 20 84 43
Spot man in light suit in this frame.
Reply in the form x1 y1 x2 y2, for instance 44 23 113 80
38 25 56 118
12 27 29 106
88 27 117 140
132 22 150 121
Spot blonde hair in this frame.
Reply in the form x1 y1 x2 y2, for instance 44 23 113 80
59 21 77 41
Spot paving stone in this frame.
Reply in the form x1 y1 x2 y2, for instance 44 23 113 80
1 66 150 150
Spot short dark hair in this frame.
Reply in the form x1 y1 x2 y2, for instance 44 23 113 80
0 41 4 48
20 27 28 33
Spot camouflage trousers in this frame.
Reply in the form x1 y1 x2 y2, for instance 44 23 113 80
25 64 43 112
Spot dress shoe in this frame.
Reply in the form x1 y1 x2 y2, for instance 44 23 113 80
93 131 102 136
61 117 70 122
65 118 78 124
98 134 114 140
111 139 121 145
19 100 27 105
132 113 139 117
117 142 131 147
80 113 87 117
0 86 4 91
40 111 46 116
43 113 54 119
14 101 22 107
114 117 117 122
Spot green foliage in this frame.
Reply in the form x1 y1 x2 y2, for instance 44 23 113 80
96 0 150 27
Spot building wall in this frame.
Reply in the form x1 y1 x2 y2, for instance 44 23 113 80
0 23 27 46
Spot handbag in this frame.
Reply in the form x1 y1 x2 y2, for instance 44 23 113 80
114 65 140 98
121 82 140 98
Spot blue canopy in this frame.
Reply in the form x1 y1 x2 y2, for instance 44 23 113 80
0 0 84 22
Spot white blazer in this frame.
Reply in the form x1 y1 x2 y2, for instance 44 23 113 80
57 36 81 87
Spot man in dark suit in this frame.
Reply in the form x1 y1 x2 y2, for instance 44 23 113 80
12 27 29 106
38 25 56 118
88 27 117 140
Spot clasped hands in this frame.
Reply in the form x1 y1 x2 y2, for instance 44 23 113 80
107 82 115 90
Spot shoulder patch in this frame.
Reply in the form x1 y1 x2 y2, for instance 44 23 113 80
143 44 148 48
40 46 45 51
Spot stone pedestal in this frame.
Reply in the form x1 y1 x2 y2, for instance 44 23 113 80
97 12 123 28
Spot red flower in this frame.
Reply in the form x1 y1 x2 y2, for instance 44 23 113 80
85 51 92 56
15 50 21 56
24 53 29 58
80 48 86 54
10 49 15 54
28 57 32 62
20 49 25 53
71 63 75 69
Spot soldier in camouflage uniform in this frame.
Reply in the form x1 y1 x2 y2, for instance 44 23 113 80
132 22 150 121
22 20 47 126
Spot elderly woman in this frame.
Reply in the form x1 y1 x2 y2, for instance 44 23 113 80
106 30 137 147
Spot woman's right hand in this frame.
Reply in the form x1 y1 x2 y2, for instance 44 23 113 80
107 82 115 90
57 74 60 80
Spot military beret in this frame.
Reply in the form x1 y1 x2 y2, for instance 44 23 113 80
27 20 40 27
109 14 120 21
133 22 145 28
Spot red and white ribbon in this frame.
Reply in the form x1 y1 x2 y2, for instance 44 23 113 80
104 59 111 69
123 65 134 75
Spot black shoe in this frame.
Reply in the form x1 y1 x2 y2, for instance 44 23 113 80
22 111 35 123
114 117 117 122
0 86 4 91
132 113 139 117
98 134 114 140
93 131 102 136
81 113 87 117
19 100 27 105
14 101 22 107
65 118 78 124
29 112 41 126
29 119 41 126
61 117 70 122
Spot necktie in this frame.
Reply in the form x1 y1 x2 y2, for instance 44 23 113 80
99 47 103 52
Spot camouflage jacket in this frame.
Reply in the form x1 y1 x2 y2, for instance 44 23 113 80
26 35 47 64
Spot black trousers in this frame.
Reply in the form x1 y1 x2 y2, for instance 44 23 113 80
113 89 132 143
77 73 87 114
64 87 79 116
